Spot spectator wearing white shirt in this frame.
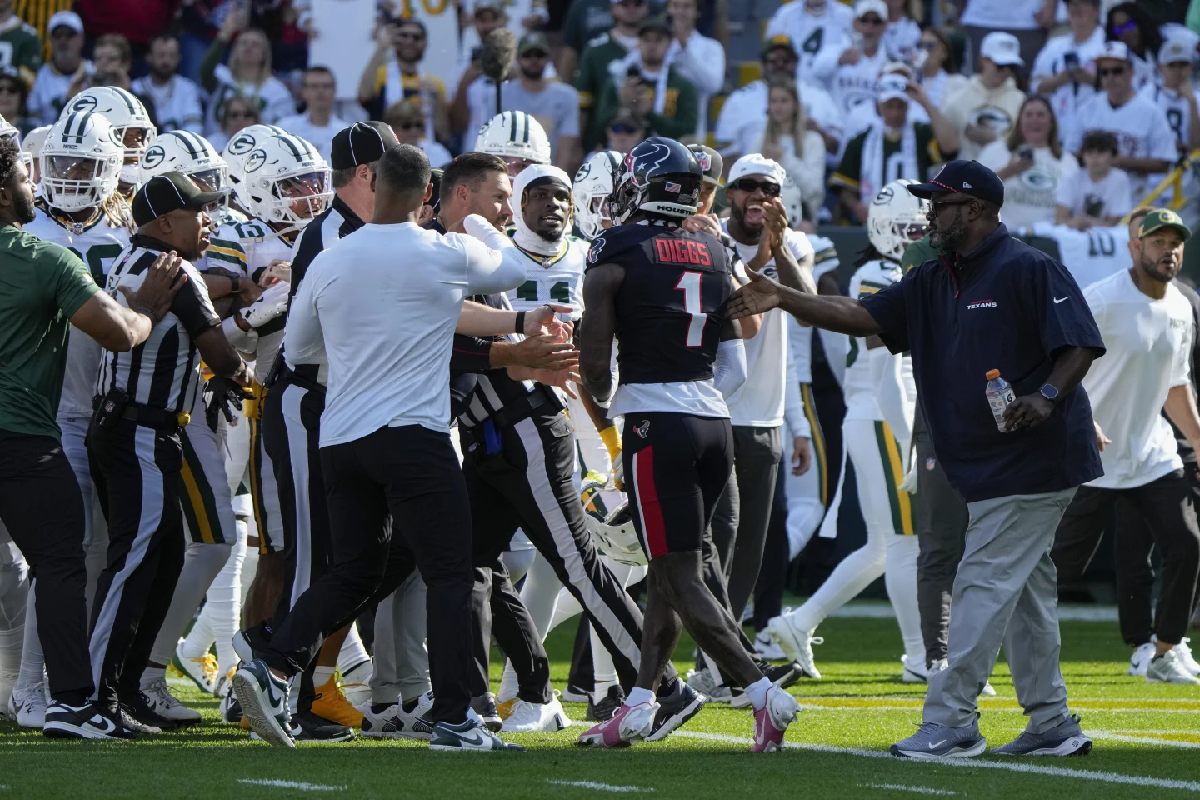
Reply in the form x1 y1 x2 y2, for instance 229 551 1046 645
27 11 89 127
881 0 920 63
1030 0 1105 153
764 0 854 88
940 32 1027 162
278 67 348 163
978 95 1079 232
1067 42 1177 201
132 35 204 135
1106 2 1162 92
199 9 296 135
959 0 1057 74
664 0 725 139
747 79 827 219
828 0 892 120
385 98 452 169
915 26 968 111
1056 130 1133 230
449 0 511 128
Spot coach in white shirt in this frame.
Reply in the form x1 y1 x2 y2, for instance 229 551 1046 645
253 144 541 750
1051 208 1200 686
278 66 348 163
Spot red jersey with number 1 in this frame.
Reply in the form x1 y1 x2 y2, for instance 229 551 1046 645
586 222 732 385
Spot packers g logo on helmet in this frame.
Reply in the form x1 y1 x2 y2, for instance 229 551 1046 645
141 145 165 169
245 148 268 174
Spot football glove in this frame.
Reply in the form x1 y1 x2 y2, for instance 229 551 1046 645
239 281 290 329
204 376 253 432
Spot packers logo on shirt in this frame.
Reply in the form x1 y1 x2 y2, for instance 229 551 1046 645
971 106 1014 137
1020 168 1057 192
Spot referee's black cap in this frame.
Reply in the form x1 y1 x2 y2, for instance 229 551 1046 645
906 160 1004 208
331 121 399 171
132 172 225 227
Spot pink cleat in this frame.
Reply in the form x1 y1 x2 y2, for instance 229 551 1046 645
576 702 658 748
752 686 800 753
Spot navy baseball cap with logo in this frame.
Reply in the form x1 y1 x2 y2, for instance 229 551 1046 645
906 160 1004 207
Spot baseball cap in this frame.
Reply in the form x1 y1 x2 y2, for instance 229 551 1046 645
1095 40 1132 63
48 10 83 35
980 32 1023 67
518 32 551 56
132 173 225 228
607 107 646 132
762 34 797 58
1159 38 1196 65
878 74 910 103
906 160 1004 207
854 0 888 20
639 14 671 35
727 154 785 186
1138 208 1191 241
330 121 399 171
689 145 723 186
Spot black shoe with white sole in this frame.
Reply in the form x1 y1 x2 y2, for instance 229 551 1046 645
43 702 138 741
646 680 705 742
470 693 503 732
232 659 294 748
429 718 524 751
119 691 177 732
293 711 355 742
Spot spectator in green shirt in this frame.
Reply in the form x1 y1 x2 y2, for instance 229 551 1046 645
575 0 648 150
0 1 41 87
592 15 699 146
0 134 182 737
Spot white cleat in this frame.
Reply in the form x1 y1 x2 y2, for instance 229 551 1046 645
173 639 218 694
901 655 928 683
140 677 201 725
1146 649 1200 685
1128 642 1155 678
765 616 822 679
9 684 48 729
500 696 571 733
928 658 997 696
1175 638 1200 677
754 631 786 661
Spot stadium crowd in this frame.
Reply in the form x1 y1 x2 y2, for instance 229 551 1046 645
0 0 1198 758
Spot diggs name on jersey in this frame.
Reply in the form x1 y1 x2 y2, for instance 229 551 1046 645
653 238 712 266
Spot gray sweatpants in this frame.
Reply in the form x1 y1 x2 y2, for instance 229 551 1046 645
370 571 430 705
924 488 1075 734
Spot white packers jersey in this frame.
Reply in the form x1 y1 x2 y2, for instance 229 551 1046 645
503 236 588 322
843 259 914 420
27 207 131 418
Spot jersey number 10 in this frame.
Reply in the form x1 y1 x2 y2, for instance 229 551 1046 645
675 272 707 348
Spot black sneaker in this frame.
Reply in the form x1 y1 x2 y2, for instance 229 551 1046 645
470 693 502 732
291 711 355 743
765 661 803 691
119 691 178 732
561 684 591 704
646 680 705 742
430 717 524 751
586 685 625 722
43 701 138 741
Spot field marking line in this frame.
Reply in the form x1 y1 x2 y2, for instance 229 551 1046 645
237 779 345 791
794 696 1200 705
860 783 959 796
792 697 1200 708
546 780 653 793
675 731 1200 792
793 704 1200 714
1092 732 1200 749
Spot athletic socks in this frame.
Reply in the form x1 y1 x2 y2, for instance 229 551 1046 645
785 527 888 633
149 541 233 668
746 676 771 710
885 535 926 671
336 625 370 674
313 665 336 687
625 686 655 707
590 624 620 705
139 664 167 688
15 583 42 693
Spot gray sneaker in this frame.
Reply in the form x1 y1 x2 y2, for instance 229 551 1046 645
890 721 987 760
991 714 1092 756
685 668 731 703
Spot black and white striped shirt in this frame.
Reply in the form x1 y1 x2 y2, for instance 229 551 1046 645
283 195 365 385
96 236 221 414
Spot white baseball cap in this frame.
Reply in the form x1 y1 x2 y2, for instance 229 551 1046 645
48 10 83 35
980 32 1023 67
1160 38 1196 65
877 74 910 103
728 154 786 186
854 0 888 20
1094 40 1132 63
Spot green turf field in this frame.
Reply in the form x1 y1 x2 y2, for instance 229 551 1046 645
2 612 1199 799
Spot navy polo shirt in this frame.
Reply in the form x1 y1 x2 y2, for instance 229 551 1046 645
860 223 1106 502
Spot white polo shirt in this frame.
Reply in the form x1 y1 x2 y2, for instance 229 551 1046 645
1082 268 1194 489
285 221 526 446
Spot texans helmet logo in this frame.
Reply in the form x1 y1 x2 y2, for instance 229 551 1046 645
634 420 650 438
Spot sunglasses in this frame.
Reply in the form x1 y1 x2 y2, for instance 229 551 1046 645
931 197 975 215
1098 66 1127 77
610 123 641 134
395 32 425 41
857 15 885 25
521 51 549 59
227 110 259 119
917 41 940 50
0 85 21 95
732 178 781 196
1111 21 1137 35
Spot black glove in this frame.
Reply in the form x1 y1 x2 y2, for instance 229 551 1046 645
204 376 253 432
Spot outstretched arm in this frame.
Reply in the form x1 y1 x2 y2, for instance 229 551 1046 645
727 270 882 337
580 263 625 403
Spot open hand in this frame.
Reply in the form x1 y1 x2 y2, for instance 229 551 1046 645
726 267 783 319
523 303 575 338
683 213 721 237
120 250 185 321
509 334 579 370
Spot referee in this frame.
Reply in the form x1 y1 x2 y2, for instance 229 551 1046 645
89 173 250 734
0 139 181 739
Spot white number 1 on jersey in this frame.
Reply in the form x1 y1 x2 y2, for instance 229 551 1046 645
675 271 707 348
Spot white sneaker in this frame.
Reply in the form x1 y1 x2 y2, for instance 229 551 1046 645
173 639 218 694
140 677 202 724
901 655 928 683
1128 642 1155 678
765 616 822 679
928 659 996 695
500 696 570 733
754 631 786 661
1175 638 1200 676
339 659 373 707
9 684 47 728
1146 648 1200 685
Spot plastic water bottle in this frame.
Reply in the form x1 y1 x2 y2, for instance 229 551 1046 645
986 370 1015 432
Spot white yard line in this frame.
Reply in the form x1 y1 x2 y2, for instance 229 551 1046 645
1092 732 1200 749
237 779 346 792
674 731 1200 792
794 705 1200 714
547 780 654 793
829 603 1118 622
861 783 959 796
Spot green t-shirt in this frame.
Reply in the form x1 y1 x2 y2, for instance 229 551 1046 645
575 34 629 112
563 0 615 55
0 18 42 83
593 66 698 147
0 225 99 440
901 233 938 273
832 124 951 199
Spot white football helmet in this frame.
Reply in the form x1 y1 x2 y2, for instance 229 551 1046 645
580 474 647 567
867 179 930 261
139 131 229 196
61 87 156 185
780 174 805 231
239 133 333 225
573 150 622 241
221 124 286 210
40 110 123 212
476 111 551 171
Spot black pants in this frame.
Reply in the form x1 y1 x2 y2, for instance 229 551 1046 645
1052 471 1200 645
0 430 93 705
912 433 970 667
261 424 474 725
463 409 664 699
752 458 791 631
87 420 186 709
475 558 551 703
